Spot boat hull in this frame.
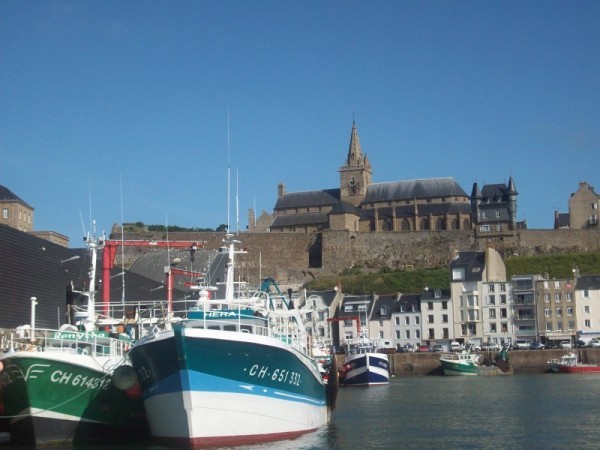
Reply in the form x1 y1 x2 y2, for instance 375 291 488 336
129 327 328 447
440 358 478 376
557 364 600 374
0 352 146 445
341 352 390 386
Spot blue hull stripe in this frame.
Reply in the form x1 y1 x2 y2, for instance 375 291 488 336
150 370 325 406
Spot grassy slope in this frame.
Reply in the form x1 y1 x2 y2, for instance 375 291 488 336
305 252 600 295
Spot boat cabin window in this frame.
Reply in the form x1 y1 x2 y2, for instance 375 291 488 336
223 325 237 332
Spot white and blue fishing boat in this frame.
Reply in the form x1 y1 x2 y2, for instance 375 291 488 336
339 334 390 386
127 233 334 448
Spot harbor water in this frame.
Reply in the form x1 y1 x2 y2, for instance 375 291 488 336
3 373 600 449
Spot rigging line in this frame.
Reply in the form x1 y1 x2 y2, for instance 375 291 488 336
120 174 125 306
227 108 231 232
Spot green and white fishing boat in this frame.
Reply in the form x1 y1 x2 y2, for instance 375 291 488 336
439 350 481 376
0 226 146 445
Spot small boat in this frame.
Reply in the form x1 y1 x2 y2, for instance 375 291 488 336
440 350 481 376
339 335 390 386
0 227 146 446
127 233 334 448
552 353 600 374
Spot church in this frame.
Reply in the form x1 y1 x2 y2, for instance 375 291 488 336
253 122 519 235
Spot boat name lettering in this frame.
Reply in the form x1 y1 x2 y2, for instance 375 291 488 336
248 364 301 386
54 331 107 340
204 311 237 319
50 370 111 390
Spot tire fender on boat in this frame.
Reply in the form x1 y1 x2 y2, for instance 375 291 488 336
112 365 139 391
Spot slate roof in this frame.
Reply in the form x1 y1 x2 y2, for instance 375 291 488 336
304 290 339 308
0 185 33 209
338 294 372 320
481 183 509 200
371 295 398 320
576 275 600 291
420 288 451 301
364 178 468 203
395 294 421 312
274 188 340 210
450 251 486 282
270 212 330 228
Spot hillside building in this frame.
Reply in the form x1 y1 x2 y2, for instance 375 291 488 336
268 122 518 234
450 248 515 347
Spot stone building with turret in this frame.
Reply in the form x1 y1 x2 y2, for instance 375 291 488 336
268 122 518 235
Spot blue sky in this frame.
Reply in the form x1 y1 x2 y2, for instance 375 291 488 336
2 1 599 247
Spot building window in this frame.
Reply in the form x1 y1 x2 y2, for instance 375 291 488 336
415 316 420 325
495 210 500 218
480 225 490 232
442 314 448 323
585 305 591 314
557 322 563 332
554 293 561 303
396 330 401 339
568 321 575 331
428 315 434 324
500 283 506 292
556 308 562 317
544 294 550 303
488 295 496 305
443 328 449 339
500 295 507 304
405 316 410 325
489 309 496 319
395 317 400 326
584 290 590 298
490 323 497 333
546 322 552 332
566 292 573 302
415 330 421 339
405 330 411 339
428 328 435 339
585 319 591 328
500 308 507 319
442 301 448 310
489 284 495 293
2 209 7 219
428 302 434 310
567 307 573 316
554 281 560 289
544 308 551 317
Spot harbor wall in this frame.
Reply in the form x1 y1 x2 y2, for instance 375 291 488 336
337 349 600 377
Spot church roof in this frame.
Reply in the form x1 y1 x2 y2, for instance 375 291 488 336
364 178 468 203
481 183 509 199
270 211 330 228
330 201 361 215
274 188 340 210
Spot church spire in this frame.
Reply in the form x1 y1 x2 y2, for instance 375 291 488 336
347 121 363 167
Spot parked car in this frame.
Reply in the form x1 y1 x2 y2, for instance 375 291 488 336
450 341 464 352
529 341 545 350
588 339 600 348
417 344 430 352
546 341 559 349
514 340 531 350
481 342 502 352
430 344 444 352
576 340 587 348
559 340 572 349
